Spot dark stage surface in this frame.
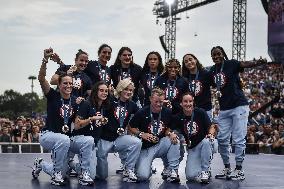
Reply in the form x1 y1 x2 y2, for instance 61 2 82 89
0 153 283 189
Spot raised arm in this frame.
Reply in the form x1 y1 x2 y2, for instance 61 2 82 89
38 48 53 95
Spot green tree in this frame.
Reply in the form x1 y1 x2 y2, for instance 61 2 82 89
0 90 46 119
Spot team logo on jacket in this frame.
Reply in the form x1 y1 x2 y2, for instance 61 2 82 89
99 69 110 83
189 80 203 96
148 120 165 136
184 121 198 136
120 72 132 81
114 106 129 122
73 77 82 89
214 72 226 88
59 104 74 118
147 75 156 89
164 86 178 100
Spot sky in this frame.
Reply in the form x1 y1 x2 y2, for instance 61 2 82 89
0 0 269 96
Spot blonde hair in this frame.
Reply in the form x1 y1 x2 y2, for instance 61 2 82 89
114 78 135 99
151 87 165 97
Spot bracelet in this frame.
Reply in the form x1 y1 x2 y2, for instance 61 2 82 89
42 58 48 64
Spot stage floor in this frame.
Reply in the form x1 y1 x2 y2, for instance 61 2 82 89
0 153 283 189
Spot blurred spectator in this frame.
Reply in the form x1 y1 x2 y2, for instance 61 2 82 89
270 130 284 155
31 125 40 143
14 126 31 143
0 126 12 142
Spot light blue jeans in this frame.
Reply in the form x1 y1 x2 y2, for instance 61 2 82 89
136 137 180 181
206 109 213 121
39 131 70 177
185 138 215 180
217 105 249 166
69 135 94 175
96 135 142 179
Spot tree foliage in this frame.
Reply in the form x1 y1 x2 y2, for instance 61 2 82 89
0 90 46 119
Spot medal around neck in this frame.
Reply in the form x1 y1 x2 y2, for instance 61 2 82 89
117 128 125 135
62 125 69 133
152 135 160 143
216 90 222 98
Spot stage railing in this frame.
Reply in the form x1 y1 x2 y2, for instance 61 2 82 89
0 142 49 153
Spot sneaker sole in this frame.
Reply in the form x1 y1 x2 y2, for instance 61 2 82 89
51 181 65 186
167 177 180 183
78 180 94 186
122 177 137 183
215 175 231 180
230 176 245 181
201 179 209 184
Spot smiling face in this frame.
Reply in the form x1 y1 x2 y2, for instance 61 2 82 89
97 84 108 102
75 54 89 71
58 76 73 97
150 93 165 113
119 50 132 67
98 46 112 64
211 48 224 65
180 94 194 115
166 60 180 79
183 54 197 71
120 84 134 101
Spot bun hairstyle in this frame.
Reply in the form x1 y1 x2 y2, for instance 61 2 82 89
75 49 88 60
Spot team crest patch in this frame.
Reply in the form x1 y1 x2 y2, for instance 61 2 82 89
73 77 82 89
114 106 129 121
147 75 156 89
164 86 178 100
214 72 226 88
184 120 198 136
120 72 132 81
189 80 203 96
59 104 73 118
148 120 165 136
99 70 110 83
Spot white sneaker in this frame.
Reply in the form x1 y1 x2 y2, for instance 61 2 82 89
215 167 232 180
196 171 209 184
78 171 94 186
229 169 245 181
51 171 65 186
123 169 138 182
167 169 180 183
116 165 125 174
161 168 171 180
32 158 42 179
